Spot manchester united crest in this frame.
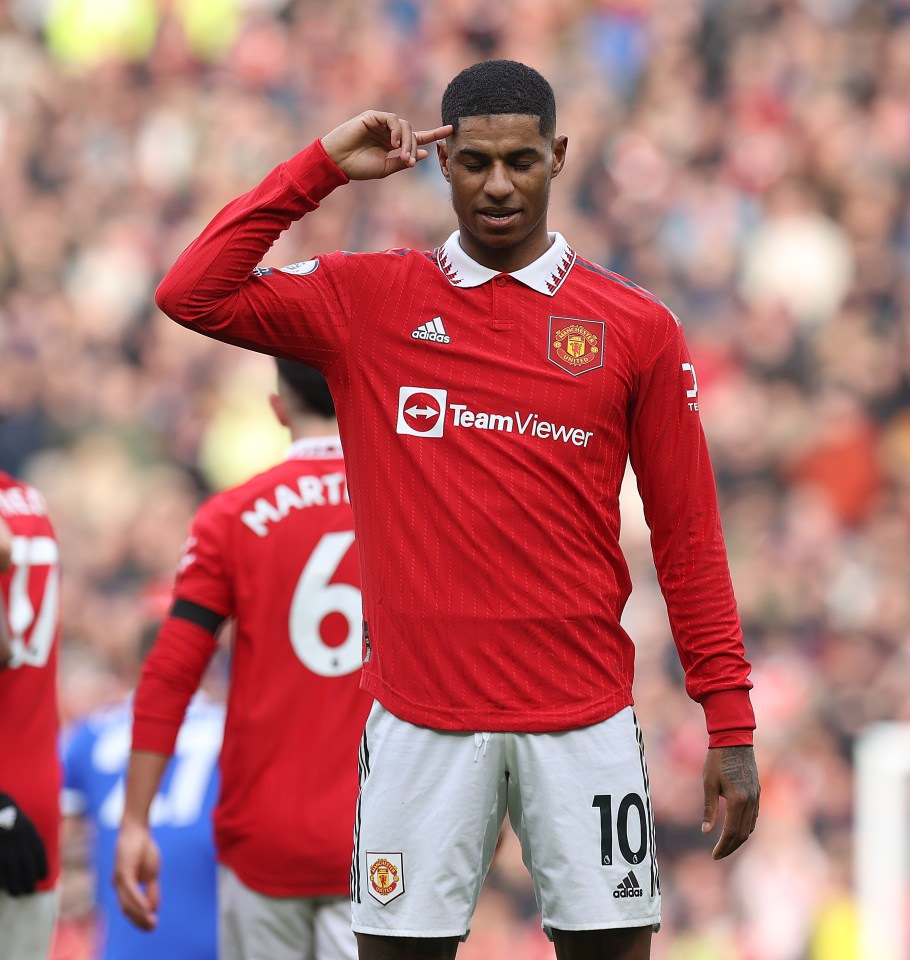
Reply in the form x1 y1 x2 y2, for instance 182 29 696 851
548 317 605 376
367 852 405 905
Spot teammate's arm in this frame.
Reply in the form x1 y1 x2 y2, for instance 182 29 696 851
0 515 12 572
0 587 11 671
114 751 170 930
113 601 225 929
0 518 13 671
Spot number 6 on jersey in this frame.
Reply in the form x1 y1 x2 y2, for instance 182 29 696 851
289 529 362 676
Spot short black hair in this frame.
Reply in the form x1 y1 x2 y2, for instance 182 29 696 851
276 359 335 419
441 60 556 138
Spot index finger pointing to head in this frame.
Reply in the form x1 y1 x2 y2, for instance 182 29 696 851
415 124 454 145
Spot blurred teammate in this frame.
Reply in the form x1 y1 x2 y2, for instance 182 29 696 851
0 475 62 960
62 618 224 960
114 361 369 960
154 60 760 960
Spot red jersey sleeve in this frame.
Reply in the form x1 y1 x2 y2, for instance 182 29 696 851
172 494 235 616
629 311 755 747
155 140 353 371
131 496 232 755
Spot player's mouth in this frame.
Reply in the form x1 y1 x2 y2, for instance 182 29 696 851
477 208 521 229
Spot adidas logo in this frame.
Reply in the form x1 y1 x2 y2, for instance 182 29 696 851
412 317 451 344
0 806 17 831
613 871 643 899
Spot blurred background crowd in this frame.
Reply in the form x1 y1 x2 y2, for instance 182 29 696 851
2 0 909 957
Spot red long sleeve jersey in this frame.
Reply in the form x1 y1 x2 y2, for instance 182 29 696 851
132 440 371 896
0 472 61 890
157 141 755 745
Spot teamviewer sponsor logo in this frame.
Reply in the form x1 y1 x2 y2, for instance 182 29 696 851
397 387 447 438
411 317 451 343
613 871 643 899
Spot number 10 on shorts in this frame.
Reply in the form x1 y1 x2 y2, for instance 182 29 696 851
592 793 648 867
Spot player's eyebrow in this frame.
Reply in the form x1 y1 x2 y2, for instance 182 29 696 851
455 146 543 161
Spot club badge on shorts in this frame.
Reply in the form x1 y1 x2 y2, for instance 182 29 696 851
366 852 405 904
548 316 605 376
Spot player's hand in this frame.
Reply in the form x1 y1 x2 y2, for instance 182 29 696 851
0 792 49 896
701 744 760 860
113 819 161 931
321 112 453 180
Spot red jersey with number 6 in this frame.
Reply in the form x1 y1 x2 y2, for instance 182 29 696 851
0 471 62 891
131 439 369 897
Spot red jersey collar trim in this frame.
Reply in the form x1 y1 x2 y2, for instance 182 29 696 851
436 231 576 297
286 436 343 460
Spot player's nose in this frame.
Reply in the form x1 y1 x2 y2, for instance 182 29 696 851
483 162 514 200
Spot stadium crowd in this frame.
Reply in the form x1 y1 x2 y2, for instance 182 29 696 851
1 0 909 957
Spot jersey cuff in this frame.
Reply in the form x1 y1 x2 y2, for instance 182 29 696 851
701 688 755 747
285 140 350 203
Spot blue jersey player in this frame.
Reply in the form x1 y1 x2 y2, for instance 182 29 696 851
62 692 224 960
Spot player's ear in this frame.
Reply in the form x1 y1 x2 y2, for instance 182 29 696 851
269 393 290 429
551 135 568 179
437 140 451 182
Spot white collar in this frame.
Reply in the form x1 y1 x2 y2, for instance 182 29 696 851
435 231 576 297
286 436 343 461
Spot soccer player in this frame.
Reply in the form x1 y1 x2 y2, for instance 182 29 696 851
0 476 62 960
153 60 760 960
62 620 224 960
114 361 369 960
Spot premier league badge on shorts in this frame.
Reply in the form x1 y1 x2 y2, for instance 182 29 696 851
367 852 405 904
548 317 605 376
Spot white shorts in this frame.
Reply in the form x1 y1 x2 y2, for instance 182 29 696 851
350 703 660 939
0 889 57 960
218 865 357 960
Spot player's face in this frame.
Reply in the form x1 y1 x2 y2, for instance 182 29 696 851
438 114 567 273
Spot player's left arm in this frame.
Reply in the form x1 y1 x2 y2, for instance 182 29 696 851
0 517 11 670
0 588 11 671
0 515 11 572
629 309 759 857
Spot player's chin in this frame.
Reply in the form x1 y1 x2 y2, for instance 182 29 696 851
472 223 525 249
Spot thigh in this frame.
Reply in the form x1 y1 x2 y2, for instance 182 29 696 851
0 889 57 960
218 865 315 960
508 707 660 935
356 933 460 960
554 926 652 960
351 704 507 939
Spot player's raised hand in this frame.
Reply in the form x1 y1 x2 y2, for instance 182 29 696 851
321 111 453 180
701 744 760 860
113 819 161 931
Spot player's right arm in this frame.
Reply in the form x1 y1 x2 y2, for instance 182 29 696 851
155 113 450 366
114 498 230 929
113 752 169 930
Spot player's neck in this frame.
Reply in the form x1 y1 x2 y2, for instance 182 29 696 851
288 416 339 443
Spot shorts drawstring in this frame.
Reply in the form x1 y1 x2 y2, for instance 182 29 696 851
473 731 492 762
